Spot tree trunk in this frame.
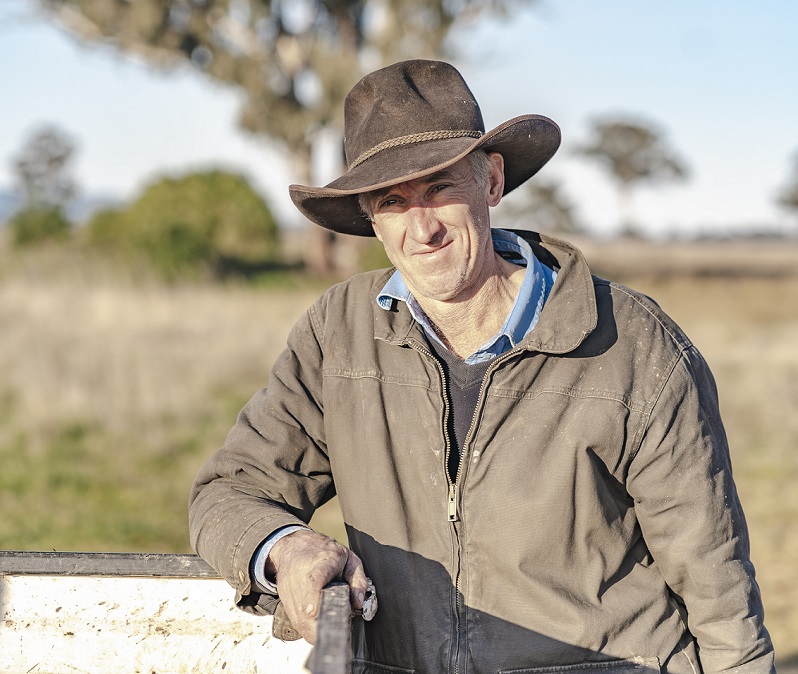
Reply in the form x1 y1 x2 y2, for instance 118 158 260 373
618 183 638 237
293 141 339 276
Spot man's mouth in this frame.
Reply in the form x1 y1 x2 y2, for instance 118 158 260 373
414 240 452 256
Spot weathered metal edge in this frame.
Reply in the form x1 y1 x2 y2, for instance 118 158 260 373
305 583 353 674
0 551 220 578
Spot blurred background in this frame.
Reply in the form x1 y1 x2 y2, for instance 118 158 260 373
0 0 796 662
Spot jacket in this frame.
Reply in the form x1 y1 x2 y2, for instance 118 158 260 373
189 231 774 674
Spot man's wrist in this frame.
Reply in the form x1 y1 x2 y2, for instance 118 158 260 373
250 525 309 593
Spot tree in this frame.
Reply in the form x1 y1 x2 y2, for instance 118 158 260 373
86 170 280 280
8 125 77 246
34 0 534 273
777 151 798 227
576 117 688 236
497 177 579 235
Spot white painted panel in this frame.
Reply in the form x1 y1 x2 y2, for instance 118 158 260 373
0 574 312 674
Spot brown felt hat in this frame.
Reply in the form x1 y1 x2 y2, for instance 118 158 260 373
289 59 561 236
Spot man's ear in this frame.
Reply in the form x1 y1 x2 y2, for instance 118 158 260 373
371 220 384 242
486 152 505 207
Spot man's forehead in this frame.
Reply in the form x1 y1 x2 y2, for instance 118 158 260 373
368 163 465 198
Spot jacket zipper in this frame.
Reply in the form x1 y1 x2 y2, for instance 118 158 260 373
411 341 522 674
407 342 457 515
447 484 458 521
408 342 461 674
448 347 521 674
452 346 522 509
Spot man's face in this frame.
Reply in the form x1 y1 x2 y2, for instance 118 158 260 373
369 153 504 306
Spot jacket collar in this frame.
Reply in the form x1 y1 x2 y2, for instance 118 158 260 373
518 230 598 354
371 230 598 356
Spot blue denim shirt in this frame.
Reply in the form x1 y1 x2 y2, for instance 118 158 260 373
252 228 556 590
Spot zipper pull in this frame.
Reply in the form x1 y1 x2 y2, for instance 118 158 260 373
447 484 459 522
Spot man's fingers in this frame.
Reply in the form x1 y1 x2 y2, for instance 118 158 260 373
268 530 376 640
270 530 355 644
343 549 369 609
280 586 320 644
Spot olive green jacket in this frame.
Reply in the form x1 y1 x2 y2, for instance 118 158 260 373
189 232 774 674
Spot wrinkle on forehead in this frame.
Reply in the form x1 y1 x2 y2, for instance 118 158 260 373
368 162 471 202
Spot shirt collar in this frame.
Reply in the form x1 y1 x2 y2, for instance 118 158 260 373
376 228 556 363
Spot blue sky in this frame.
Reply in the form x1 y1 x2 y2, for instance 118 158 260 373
1 0 797 237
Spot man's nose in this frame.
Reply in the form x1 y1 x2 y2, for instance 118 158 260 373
405 205 443 244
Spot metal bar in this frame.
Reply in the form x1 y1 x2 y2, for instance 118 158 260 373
305 582 352 674
0 551 219 578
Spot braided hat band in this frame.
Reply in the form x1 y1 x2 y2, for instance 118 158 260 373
349 130 484 170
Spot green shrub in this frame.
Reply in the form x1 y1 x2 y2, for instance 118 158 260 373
84 170 280 279
138 220 215 280
9 205 71 247
84 207 129 247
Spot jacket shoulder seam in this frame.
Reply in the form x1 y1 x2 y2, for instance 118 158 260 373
307 300 324 348
606 280 693 353
628 347 690 464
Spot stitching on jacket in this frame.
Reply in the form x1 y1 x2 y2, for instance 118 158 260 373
323 368 435 389
307 301 325 347
627 347 687 464
488 385 643 413
600 281 693 463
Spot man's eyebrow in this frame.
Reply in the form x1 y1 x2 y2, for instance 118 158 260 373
372 168 459 200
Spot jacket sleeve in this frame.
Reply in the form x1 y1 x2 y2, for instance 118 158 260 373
626 344 775 673
188 301 334 607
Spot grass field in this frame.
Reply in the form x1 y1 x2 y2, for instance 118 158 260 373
1 236 796 661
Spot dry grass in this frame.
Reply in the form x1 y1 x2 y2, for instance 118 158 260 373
1 238 796 658
0 244 324 551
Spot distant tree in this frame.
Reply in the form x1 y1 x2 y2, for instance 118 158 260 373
499 177 580 235
8 125 77 246
13 125 76 207
777 152 798 226
86 170 280 280
576 118 688 236
35 0 535 273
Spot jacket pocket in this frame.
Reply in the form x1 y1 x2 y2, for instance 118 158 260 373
353 658 415 674
500 657 660 674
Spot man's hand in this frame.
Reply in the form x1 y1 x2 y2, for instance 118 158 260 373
266 529 369 644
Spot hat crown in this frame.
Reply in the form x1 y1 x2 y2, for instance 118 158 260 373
343 60 485 169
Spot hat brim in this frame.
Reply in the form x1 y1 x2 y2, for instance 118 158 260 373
289 114 561 236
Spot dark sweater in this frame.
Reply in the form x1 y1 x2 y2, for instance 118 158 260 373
427 337 492 481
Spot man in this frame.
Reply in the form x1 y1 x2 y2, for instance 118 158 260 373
190 60 774 673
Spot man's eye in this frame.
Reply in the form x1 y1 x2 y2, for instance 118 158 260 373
431 184 449 193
